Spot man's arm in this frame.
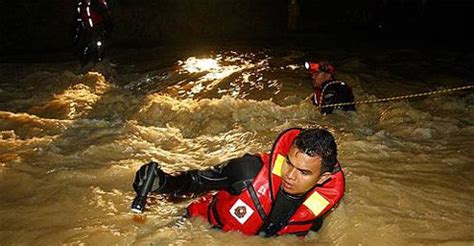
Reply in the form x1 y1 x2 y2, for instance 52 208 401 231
133 154 263 196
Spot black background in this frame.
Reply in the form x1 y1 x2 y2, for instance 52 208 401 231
0 0 472 55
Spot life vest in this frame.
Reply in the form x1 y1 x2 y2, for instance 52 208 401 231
312 80 347 106
77 0 108 30
187 128 345 237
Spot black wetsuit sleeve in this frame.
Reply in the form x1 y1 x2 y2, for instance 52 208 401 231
154 154 263 195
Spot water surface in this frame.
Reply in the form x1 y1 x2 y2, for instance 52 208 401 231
0 48 473 245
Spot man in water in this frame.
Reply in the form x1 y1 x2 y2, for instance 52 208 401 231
73 0 113 68
306 61 356 114
133 128 345 237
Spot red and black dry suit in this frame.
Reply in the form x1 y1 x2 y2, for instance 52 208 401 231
73 0 112 64
311 79 356 115
153 128 345 237
74 0 112 34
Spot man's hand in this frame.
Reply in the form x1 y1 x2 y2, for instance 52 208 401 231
133 162 165 193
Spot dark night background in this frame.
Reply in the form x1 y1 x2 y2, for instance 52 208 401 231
0 0 472 57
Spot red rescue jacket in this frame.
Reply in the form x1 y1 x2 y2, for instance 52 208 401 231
77 0 110 30
187 128 345 237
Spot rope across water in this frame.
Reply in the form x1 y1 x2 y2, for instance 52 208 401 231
320 84 474 108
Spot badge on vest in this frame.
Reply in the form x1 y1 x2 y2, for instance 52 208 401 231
230 199 254 224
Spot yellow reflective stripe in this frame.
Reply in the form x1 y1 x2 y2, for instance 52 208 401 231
272 154 285 177
303 191 330 216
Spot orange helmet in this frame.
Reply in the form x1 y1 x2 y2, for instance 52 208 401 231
304 61 335 74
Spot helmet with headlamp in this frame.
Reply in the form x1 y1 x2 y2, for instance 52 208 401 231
304 61 335 74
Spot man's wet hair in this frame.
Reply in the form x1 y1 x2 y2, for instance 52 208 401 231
293 128 337 173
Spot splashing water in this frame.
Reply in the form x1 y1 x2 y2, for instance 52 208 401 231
0 48 472 245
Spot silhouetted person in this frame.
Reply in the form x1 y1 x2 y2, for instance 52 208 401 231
73 0 112 69
305 61 356 115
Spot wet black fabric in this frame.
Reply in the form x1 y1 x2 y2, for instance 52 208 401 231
259 188 305 237
157 153 262 195
320 80 356 115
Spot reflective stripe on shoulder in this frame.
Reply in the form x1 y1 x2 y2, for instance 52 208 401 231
303 191 330 216
272 154 285 177
321 80 346 95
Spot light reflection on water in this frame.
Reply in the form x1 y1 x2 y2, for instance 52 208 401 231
0 49 472 245
169 52 281 99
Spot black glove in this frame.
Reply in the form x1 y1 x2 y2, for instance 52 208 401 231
133 162 165 193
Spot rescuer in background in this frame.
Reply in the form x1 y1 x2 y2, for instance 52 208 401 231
73 0 113 69
306 61 356 114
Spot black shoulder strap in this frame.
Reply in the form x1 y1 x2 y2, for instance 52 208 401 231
245 181 268 223
208 195 223 229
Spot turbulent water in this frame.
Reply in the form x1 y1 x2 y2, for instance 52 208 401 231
0 47 473 245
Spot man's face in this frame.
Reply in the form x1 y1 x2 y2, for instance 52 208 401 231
281 144 325 195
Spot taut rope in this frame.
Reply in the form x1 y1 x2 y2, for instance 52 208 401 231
321 84 474 108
